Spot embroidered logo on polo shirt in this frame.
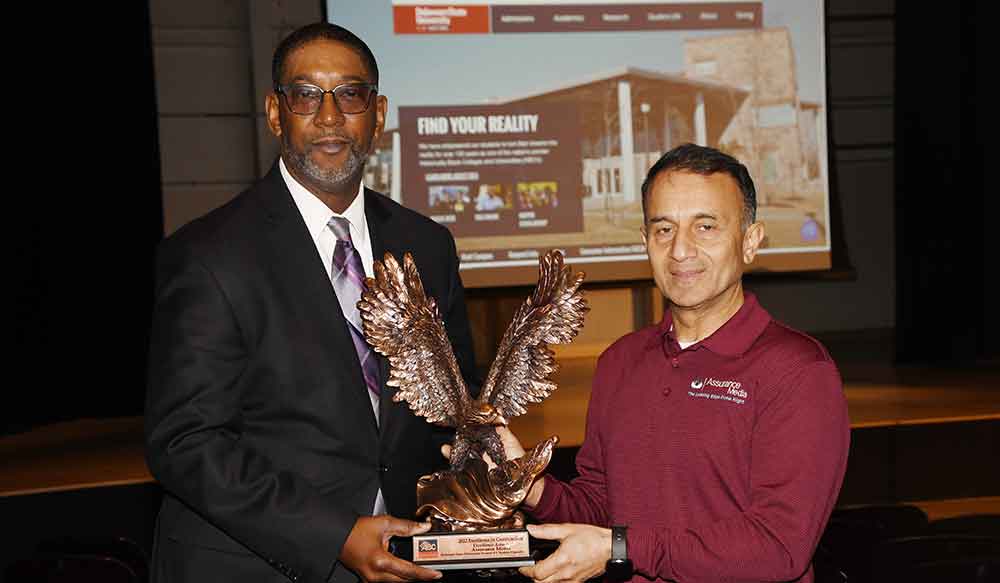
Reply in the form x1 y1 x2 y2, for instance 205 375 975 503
688 377 748 405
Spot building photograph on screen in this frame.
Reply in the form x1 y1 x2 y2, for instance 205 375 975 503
329 0 831 286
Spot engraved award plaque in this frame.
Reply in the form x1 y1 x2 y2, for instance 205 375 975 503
358 249 587 572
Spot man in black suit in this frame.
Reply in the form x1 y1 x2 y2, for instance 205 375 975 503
145 22 478 583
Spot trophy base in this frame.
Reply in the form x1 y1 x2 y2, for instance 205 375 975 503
390 528 556 572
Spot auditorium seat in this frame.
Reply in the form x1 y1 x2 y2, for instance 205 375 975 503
929 514 1000 538
898 557 1000 583
811 543 848 583
3 535 148 583
815 503 930 583
872 534 1000 583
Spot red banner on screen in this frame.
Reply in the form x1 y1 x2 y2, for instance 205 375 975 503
393 5 490 34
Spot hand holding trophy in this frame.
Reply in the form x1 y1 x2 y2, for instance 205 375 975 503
358 249 588 572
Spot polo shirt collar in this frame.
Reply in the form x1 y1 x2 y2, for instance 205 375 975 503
655 292 771 357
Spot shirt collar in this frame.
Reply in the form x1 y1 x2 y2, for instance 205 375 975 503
654 292 771 357
279 157 367 243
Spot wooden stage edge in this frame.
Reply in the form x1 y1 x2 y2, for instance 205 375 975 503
2 364 998 499
912 496 1000 522
5 478 154 498
1 417 150 498
851 413 1000 429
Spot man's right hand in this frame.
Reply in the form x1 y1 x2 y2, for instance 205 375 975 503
439 426 545 507
496 426 546 508
339 515 442 582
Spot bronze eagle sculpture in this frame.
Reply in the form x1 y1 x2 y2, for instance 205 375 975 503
357 249 588 473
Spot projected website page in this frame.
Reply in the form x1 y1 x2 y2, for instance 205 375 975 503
329 0 831 287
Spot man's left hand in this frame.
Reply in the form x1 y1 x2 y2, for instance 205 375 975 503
519 523 611 583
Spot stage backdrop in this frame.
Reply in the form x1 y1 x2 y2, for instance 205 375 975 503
330 0 832 287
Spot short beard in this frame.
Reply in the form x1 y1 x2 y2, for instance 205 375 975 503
283 134 367 194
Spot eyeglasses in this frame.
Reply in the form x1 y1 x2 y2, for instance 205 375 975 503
275 82 378 115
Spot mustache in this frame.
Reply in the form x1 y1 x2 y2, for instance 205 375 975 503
310 133 353 142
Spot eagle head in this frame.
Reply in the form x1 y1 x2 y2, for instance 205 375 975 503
469 402 507 427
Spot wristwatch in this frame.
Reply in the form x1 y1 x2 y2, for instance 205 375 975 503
605 525 633 580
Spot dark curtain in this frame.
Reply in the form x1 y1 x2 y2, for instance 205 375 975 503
9 2 163 435
895 1 992 365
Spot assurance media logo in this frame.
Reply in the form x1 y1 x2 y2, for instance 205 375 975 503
688 376 748 404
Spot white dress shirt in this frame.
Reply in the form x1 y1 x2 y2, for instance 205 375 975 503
280 158 374 279
279 158 386 515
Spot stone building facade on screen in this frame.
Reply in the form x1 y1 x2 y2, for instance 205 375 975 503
684 28 826 206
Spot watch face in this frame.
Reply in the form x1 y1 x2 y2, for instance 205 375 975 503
606 558 633 581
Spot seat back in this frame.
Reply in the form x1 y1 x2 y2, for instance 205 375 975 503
929 514 1000 538
3 536 148 583
873 534 1000 583
900 557 1000 583
815 503 930 583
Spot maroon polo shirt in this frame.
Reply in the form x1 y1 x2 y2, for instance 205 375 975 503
530 293 850 583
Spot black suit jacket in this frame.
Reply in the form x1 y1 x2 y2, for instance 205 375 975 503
144 165 478 583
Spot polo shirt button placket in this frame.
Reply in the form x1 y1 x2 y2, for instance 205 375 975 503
663 386 672 396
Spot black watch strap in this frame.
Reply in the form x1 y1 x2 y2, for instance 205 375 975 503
611 525 628 561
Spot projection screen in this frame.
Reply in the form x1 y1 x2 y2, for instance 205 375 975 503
328 0 832 287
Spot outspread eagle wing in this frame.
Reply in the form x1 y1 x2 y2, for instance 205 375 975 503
358 252 471 426
479 250 588 419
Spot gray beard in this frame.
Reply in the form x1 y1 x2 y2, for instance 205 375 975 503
283 136 367 193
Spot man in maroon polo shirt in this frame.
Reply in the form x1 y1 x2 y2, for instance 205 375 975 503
501 144 850 583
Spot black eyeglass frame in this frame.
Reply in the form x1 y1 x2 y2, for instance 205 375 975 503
274 82 379 116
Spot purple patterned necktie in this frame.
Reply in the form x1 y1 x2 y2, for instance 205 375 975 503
327 217 381 412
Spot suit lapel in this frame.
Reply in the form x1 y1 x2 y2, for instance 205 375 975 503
364 190 415 446
366 188 389 271
260 167 379 436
